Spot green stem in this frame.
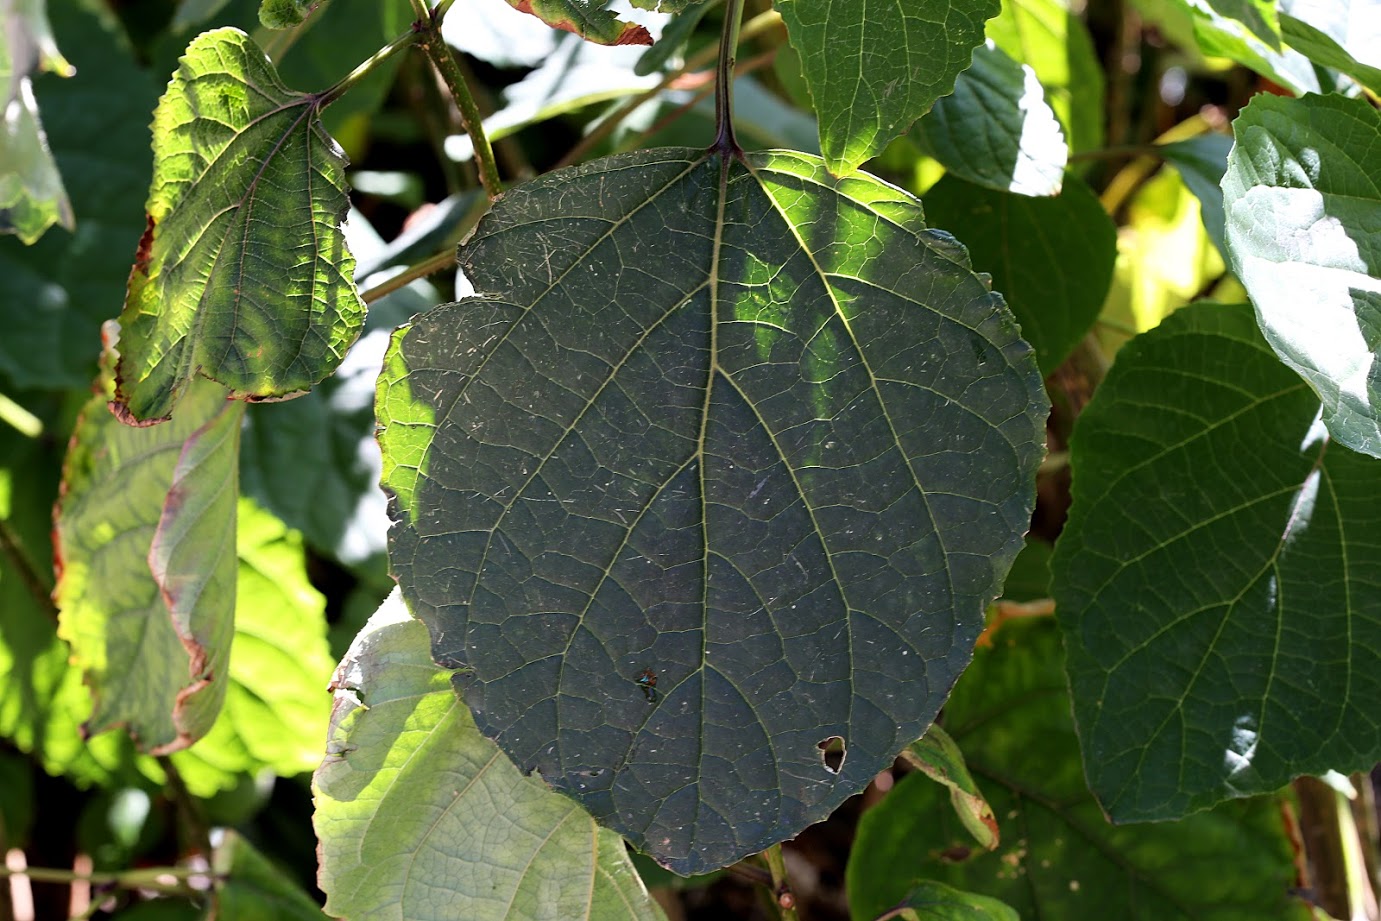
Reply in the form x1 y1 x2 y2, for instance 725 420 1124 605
415 18 502 200
713 0 747 155
0 864 213 895
318 28 419 108
431 0 459 22
761 844 799 921
362 250 459 304
553 9 780 170
0 516 57 620
0 391 42 437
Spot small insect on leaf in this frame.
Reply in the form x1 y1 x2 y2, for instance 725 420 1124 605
635 668 658 704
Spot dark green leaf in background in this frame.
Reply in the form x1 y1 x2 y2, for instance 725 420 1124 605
924 173 1116 374
501 0 654 46
1159 133 1233 255
1052 303 1381 820
848 617 1311 921
210 831 328 920
1223 92 1381 458
1278 0 1381 93
313 591 662 921
912 41 1067 197
112 28 364 423
0 0 156 388
259 0 317 29
777 0 1000 175
985 0 1104 155
56 378 243 753
880 882 1018 921
378 147 1047 873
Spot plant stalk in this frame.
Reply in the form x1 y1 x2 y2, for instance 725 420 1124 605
414 12 503 199
0 864 212 895
713 0 747 155
361 249 459 304
761 844 799 921
0 516 57 620
318 28 419 108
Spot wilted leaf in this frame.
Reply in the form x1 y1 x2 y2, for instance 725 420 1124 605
1223 92 1381 458
313 591 663 921
912 41 1067 197
502 0 653 46
0 0 156 388
1278 0 1381 92
777 0 1000 175
924 174 1116 374
112 28 364 424
985 0 1104 154
56 377 243 753
848 617 1311 921
378 147 1047 873
901 725 999 850
1053 303 1381 819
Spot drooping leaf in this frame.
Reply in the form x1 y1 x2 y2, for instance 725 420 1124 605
313 590 663 921
378 147 1048 873
56 377 243 753
985 0 1104 155
501 0 653 46
1278 0 1381 93
210 831 329 920
1158 133 1233 254
924 173 1116 374
112 27 364 424
878 882 1018 921
259 0 318 29
169 498 333 795
1160 0 1320 93
1052 303 1381 820
0 0 157 388
777 0 1000 175
901 726 999 850
912 41 1067 197
1223 92 1381 458
0 80 72 243
848 617 1312 921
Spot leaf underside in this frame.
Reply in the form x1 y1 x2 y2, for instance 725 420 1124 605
378 146 1047 874
1053 303 1381 821
112 28 363 424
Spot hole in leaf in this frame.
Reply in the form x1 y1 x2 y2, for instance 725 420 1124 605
817 736 846 774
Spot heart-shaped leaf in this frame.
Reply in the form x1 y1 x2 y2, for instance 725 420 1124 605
378 147 1048 873
112 28 364 424
1053 303 1381 820
1223 92 1381 458
777 0 1000 175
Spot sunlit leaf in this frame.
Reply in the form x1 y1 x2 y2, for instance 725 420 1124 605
313 591 663 921
112 28 364 424
925 173 1116 374
848 617 1311 921
778 0 1000 175
1278 0 1381 93
501 0 653 46
1223 92 1381 457
912 41 1067 197
1160 0 1320 93
56 377 243 753
1053 303 1381 819
259 0 318 29
378 147 1047 873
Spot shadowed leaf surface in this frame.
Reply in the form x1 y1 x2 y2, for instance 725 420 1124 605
1159 133 1233 255
777 0 1000 175
112 28 363 423
1223 92 1381 458
924 174 1115 374
1052 303 1381 820
848 617 1311 921
378 146 1047 873
57 377 242 753
313 590 663 921
912 41 1067 197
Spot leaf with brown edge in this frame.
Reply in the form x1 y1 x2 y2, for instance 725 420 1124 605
505 0 653 45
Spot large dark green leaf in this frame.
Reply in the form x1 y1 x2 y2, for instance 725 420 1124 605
924 174 1116 374
777 0 1000 175
0 0 156 388
912 41 1067 197
1052 303 1381 820
1223 92 1381 458
313 591 662 921
848 617 1311 921
112 28 364 424
56 378 243 752
377 147 1048 873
